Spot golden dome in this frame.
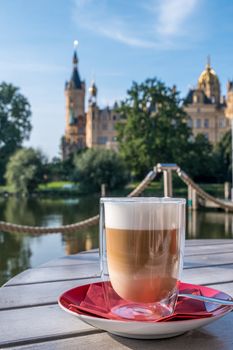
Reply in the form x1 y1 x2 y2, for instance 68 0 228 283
198 63 220 88
197 57 220 103
89 80 97 97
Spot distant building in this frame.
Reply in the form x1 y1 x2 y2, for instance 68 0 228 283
62 48 120 160
62 51 233 159
184 57 233 144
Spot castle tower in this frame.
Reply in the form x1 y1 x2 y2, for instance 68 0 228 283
62 44 86 159
86 80 98 148
225 80 233 119
198 57 220 104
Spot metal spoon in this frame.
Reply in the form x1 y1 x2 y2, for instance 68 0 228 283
179 293 233 306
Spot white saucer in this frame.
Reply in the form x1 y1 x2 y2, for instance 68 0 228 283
58 281 233 339
59 302 231 339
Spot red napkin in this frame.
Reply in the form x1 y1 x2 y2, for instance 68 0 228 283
60 281 232 322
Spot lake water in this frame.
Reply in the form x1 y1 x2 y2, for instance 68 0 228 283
1 196 233 286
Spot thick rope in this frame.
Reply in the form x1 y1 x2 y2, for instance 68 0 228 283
177 168 233 211
0 170 157 234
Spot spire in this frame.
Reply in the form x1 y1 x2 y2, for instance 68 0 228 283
89 79 97 97
69 40 82 89
88 79 97 105
206 55 211 69
73 51 78 66
73 40 78 66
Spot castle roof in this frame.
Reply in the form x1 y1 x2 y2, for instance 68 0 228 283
89 80 97 96
198 64 220 89
70 66 82 89
184 89 212 105
66 50 82 90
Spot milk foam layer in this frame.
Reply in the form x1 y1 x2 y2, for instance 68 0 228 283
104 202 181 230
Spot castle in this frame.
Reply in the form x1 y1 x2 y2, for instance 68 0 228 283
62 50 233 159
184 57 233 143
62 49 119 160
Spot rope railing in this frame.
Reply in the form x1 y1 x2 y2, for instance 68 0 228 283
177 168 233 211
2 164 233 235
0 169 157 234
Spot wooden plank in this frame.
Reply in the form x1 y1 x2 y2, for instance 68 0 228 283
7 312 233 350
185 239 233 246
5 241 233 287
0 305 99 348
182 264 233 286
1 240 233 348
184 251 233 268
185 243 233 256
39 254 99 268
4 263 100 286
2 247 233 311
0 278 100 310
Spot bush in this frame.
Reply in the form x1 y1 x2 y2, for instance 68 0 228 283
5 148 46 195
73 149 129 193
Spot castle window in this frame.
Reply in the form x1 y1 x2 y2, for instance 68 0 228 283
77 139 84 148
193 94 198 103
204 119 209 128
69 109 76 125
219 118 226 128
113 115 117 121
102 113 107 120
196 119 201 128
102 123 108 130
78 126 84 134
98 136 108 144
204 133 209 140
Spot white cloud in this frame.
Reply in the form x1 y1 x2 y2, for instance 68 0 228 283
73 0 200 49
156 0 199 36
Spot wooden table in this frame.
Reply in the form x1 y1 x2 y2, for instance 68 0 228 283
1 239 233 349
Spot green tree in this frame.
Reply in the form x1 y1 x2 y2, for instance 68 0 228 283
0 82 32 183
43 156 75 182
116 78 192 178
214 130 231 182
73 149 129 193
5 148 46 195
184 134 217 182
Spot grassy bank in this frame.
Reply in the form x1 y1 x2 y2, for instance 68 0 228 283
0 179 226 198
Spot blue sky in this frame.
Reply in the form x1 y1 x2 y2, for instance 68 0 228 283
1 0 233 158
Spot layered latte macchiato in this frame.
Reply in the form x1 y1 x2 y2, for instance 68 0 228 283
104 202 182 304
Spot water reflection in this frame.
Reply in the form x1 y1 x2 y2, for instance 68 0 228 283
1 196 233 286
0 196 99 286
187 209 233 239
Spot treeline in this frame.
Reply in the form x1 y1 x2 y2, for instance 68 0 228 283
0 79 232 196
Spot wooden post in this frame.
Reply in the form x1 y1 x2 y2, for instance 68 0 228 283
163 170 173 197
224 182 230 200
191 210 197 237
224 213 230 236
188 185 192 210
101 184 106 197
192 188 198 210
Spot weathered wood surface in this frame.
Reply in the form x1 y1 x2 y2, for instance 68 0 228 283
1 240 233 349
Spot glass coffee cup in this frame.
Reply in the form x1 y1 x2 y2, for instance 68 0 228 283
99 197 186 321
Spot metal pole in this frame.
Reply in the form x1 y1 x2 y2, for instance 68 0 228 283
163 170 169 197
163 170 173 197
231 119 233 201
